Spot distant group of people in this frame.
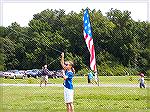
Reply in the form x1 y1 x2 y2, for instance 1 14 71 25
88 71 146 89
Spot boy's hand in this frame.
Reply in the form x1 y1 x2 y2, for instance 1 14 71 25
61 52 64 57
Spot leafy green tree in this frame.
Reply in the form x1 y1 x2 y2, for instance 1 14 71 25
106 9 138 68
2 37 16 69
1 8 149 74
27 9 70 69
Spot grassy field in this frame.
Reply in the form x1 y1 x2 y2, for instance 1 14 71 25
1 76 149 112
0 76 145 84
1 86 149 112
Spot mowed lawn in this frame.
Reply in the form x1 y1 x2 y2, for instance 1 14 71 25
1 76 146 84
1 86 149 112
1 76 149 112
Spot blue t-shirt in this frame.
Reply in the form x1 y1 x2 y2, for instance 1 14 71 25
64 70 74 90
88 72 93 80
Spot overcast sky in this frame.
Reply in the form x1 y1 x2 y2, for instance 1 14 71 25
0 0 150 27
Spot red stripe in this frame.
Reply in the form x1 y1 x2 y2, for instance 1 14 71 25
88 38 92 50
84 34 97 72
90 45 95 64
94 64 96 72
90 45 97 72
84 34 88 40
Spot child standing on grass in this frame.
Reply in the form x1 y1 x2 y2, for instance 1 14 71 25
61 52 74 112
88 71 93 84
139 72 145 88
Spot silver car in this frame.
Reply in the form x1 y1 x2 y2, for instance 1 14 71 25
4 70 26 79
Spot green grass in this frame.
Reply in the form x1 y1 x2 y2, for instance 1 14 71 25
0 76 145 85
1 86 150 112
1 76 149 112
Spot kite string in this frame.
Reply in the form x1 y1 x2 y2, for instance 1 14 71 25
41 33 62 53
9 28 62 53
47 56 61 66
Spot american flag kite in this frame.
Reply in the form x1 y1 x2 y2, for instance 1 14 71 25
83 9 97 72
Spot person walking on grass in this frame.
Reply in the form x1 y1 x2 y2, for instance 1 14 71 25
139 72 145 88
40 65 48 87
61 52 74 112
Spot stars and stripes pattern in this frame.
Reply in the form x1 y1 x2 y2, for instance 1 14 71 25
83 9 97 72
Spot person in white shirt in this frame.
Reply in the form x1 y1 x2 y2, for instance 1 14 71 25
139 73 145 88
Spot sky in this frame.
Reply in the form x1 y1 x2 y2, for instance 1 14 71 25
0 0 150 27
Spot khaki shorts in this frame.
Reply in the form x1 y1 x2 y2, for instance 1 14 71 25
40 75 48 82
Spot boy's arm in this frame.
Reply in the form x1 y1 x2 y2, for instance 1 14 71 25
61 52 67 80
61 52 66 69
62 70 67 80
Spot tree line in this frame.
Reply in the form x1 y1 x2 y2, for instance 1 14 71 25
1 8 150 76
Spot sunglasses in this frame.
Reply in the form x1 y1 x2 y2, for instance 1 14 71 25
65 63 70 66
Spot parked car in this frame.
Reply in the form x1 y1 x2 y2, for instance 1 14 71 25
38 69 42 77
25 70 32 78
47 70 57 79
19 70 26 75
47 70 63 79
4 70 26 79
0 71 4 78
14 71 26 79
28 69 41 78
55 70 63 78
3 70 18 79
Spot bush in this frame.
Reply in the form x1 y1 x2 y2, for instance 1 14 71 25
146 69 150 77
112 65 126 76
0 65 4 71
76 68 89 76
97 64 139 76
